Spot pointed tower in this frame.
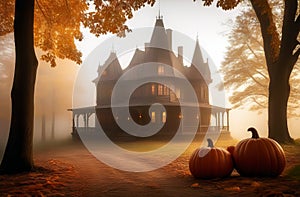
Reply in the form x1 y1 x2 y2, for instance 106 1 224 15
149 16 169 50
94 51 123 106
144 15 174 77
99 51 123 81
189 37 212 84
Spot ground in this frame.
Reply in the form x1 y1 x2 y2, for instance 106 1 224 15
0 138 300 197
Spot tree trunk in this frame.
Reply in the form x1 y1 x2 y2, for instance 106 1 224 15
51 111 55 140
0 0 38 173
268 62 294 144
42 114 46 142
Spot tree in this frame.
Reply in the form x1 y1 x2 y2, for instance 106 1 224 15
0 0 155 174
221 4 300 118
199 0 299 143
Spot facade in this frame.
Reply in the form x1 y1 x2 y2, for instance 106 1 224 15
69 16 230 140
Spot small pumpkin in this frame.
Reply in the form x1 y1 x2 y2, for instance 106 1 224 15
233 127 286 177
226 146 235 156
226 145 236 165
189 138 234 179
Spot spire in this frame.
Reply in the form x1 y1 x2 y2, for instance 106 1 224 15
157 0 162 19
150 16 168 49
192 37 204 65
111 43 115 53
190 37 212 84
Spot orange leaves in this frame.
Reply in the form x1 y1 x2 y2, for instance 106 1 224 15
0 0 14 36
32 0 154 66
202 0 214 7
1 0 155 67
215 0 242 10
197 0 242 10
34 0 86 67
83 0 154 37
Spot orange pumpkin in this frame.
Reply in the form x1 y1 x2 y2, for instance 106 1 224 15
233 127 286 177
226 146 235 155
189 138 234 179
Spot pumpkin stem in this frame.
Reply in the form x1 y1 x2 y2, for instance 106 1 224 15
207 138 214 148
247 127 260 139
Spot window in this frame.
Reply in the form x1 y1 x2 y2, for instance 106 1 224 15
158 65 165 75
162 111 166 123
163 85 169 95
151 112 156 123
151 84 156 95
158 84 169 96
175 88 181 98
158 84 163 95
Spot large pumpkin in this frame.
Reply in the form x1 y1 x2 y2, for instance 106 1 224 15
189 138 234 179
233 127 286 177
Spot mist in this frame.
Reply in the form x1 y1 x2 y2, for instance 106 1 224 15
1 31 299 163
0 34 79 161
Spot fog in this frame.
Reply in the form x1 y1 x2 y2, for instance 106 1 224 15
0 34 79 161
1 29 300 163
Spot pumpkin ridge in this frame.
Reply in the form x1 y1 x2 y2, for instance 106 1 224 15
264 139 277 176
269 139 286 176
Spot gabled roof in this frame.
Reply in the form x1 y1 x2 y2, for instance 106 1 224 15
125 48 145 71
93 52 123 83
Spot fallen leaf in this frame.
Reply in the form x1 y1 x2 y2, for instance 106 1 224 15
251 181 261 187
191 183 200 188
224 186 241 192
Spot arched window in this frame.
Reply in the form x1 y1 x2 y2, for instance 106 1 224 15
158 65 165 75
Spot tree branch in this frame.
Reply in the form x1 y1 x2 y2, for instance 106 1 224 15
280 0 298 58
251 97 267 108
291 46 300 66
239 56 269 88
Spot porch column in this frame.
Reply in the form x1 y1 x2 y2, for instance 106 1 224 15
83 113 87 130
226 110 230 131
222 112 225 130
76 114 79 128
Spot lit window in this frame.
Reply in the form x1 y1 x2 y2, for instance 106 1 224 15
151 84 156 95
151 112 156 123
178 112 182 119
158 84 163 95
158 65 165 75
162 111 166 123
163 85 169 95
176 88 181 98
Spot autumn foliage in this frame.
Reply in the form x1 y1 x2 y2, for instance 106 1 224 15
0 0 155 67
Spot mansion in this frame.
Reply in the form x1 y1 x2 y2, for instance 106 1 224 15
69 16 230 141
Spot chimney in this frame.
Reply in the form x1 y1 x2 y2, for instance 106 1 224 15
166 29 172 51
178 46 183 64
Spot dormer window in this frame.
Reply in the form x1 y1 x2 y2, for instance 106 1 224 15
158 65 165 75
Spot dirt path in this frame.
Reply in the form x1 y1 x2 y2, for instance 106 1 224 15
1 141 300 196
